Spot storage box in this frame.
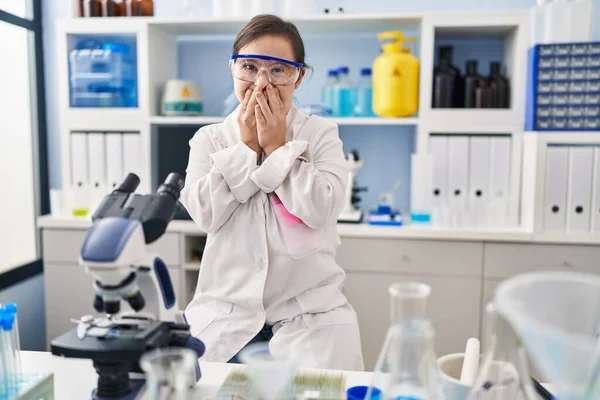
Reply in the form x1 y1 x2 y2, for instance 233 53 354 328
525 41 600 131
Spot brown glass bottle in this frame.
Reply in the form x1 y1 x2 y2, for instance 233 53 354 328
84 0 102 17
101 0 117 16
126 0 154 16
114 0 125 16
464 60 485 108
74 0 85 17
433 58 456 108
488 62 510 108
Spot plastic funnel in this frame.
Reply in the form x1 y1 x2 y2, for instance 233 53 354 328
238 342 296 400
495 272 600 400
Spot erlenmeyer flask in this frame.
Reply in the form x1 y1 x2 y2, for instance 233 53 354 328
367 282 442 400
467 302 536 400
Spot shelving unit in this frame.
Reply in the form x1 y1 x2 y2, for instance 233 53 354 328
149 115 419 126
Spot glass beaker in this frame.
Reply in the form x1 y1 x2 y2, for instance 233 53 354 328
140 348 197 400
367 282 442 400
238 342 296 400
467 302 536 400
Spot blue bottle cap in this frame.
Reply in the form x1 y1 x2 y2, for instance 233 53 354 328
101 43 130 53
4 303 17 314
328 69 339 77
337 66 350 74
346 385 381 400
360 67 372 76
1 313 15 330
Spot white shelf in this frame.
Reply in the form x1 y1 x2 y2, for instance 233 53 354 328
149 116 419 127
337 223 532 242
149 116 224 126
422 109 520 133
148 13 422 36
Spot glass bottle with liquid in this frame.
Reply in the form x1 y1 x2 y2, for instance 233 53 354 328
366 282 443 400
467 302 536 400
354 68 375 117
433 58 455 108
333 66 354 117
321 69 338 116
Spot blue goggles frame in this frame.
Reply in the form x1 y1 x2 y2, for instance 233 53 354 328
230 54 304 69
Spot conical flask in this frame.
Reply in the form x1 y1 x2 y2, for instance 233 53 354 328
467 302 536 400
366 282 442 400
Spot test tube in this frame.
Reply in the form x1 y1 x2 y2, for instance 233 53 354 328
4 304 21 378
0 310 12 397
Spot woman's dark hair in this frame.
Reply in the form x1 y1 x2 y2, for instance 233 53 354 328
233 14 306 66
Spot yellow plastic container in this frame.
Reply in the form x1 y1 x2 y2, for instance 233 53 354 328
373 31 420 118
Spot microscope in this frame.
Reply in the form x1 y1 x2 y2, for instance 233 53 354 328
51 173 205 400
338 150 367 223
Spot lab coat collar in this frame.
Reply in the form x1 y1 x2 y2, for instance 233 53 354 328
219 104 309 147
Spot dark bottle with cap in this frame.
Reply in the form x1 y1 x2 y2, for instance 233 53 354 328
433 58 455 108
488 62 510 108
464 60 485 108
83 0 102 17
432 46 461 108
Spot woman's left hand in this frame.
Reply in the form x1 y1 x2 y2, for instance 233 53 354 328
255 84 286 156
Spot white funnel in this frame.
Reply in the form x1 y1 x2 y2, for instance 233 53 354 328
495 272 600 400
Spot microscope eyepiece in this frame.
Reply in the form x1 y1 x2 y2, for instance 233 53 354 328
115 173 140 194
157 173 184 201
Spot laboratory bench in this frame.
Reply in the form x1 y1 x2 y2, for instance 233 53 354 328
19 350 374 399
38 215 600 370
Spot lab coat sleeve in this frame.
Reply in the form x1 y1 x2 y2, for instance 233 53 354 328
250 120 348 229
180 128 260 233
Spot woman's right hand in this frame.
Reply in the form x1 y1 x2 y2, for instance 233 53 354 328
238 89 262 159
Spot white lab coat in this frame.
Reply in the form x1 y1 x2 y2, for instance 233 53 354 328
180 105 364 370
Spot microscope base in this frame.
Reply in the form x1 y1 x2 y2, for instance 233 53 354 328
338 209 363 223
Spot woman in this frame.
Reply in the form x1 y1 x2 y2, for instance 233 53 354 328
180 14 363 371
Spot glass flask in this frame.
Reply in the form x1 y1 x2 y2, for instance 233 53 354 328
140 348 197 400
366 282 442 400
467 302 536 400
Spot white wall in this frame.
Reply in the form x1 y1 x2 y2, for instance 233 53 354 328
0 21 38 273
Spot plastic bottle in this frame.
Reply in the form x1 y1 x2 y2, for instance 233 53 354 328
321 69 338 116
464 60 485 108
432 58 455 108
488 62 510 108
373 31 419 118
354 68 375 117
333 66 354 117
366 282 443 399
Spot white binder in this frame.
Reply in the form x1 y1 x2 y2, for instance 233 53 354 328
468 136 490 227
430 135 449 225
447 136 469 226
87 133 106 189
566 146 593 233
105 133 124 190
122 133 142 181
488 137 512 226
70 132 89 188
591 147 600 233
544 146 569 232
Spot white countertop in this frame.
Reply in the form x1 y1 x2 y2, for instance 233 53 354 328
21 350 372 399
39 214 600 244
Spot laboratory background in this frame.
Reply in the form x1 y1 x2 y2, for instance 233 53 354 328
1 0 600 398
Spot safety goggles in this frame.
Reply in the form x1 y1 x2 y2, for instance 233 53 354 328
229 54 303 86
